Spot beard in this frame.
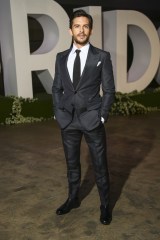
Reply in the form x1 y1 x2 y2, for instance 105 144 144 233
73 33 90 46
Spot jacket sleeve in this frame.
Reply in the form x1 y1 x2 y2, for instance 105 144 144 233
100 52 115 121
52 53 64 111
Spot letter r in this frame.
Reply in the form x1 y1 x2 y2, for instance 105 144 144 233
0 0 70 98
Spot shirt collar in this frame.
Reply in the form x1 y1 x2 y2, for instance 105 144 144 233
72 42 90 54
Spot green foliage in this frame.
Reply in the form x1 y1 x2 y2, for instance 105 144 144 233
110 88 160 117
110 91 159 116
129 87 160 108
0 96 53 125
0 96 13 122
110 92 149 116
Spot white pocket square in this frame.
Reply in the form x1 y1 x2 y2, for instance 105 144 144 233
97 61 101 67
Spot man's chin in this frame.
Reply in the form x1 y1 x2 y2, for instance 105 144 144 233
75 39 89 45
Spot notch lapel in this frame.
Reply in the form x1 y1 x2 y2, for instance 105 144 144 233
76 45 99 89
61 49 74 89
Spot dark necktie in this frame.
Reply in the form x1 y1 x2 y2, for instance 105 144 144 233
73 49 81 89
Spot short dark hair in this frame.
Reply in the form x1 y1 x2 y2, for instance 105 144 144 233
69 9 93 29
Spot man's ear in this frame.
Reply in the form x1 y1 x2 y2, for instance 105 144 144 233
69 28 73 36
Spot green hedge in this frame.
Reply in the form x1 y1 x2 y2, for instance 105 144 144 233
0 96 13 122
110 89 160 116
21 97 53 118
0 94 53 125
130 90 160 108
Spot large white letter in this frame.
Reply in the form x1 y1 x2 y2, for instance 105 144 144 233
103 10 160 93
155 27 160 85
0 0 70 98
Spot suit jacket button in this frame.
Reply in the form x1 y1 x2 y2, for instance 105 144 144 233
74 91 77 94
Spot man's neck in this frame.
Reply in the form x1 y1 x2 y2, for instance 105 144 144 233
73 41 89 49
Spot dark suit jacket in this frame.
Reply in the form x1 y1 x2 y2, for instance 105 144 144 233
52 44 115 130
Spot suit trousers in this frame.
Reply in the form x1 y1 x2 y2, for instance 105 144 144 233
61 111 110 207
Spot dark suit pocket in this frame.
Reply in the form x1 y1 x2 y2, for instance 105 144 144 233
79 109 101 131
55 109 72 129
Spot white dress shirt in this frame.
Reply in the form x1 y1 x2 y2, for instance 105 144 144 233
67 43 90 81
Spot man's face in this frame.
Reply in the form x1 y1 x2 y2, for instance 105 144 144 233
69 16 92 47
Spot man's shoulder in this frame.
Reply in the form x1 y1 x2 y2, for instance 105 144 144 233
57 48 71 57
90 45 110 56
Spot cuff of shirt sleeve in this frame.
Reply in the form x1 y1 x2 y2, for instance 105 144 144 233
101 117 105 123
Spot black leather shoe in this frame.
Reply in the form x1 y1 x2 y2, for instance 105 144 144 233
100 205 112 225
56 198 80 215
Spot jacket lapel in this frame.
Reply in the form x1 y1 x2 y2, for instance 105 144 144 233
77 45 100 89
61 48 74 88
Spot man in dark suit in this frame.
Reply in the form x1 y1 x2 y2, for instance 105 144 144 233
52 9 115 225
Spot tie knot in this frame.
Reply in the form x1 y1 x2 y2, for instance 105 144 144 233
75 49 81 55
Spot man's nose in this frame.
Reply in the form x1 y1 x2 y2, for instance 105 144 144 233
80 27 84 32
